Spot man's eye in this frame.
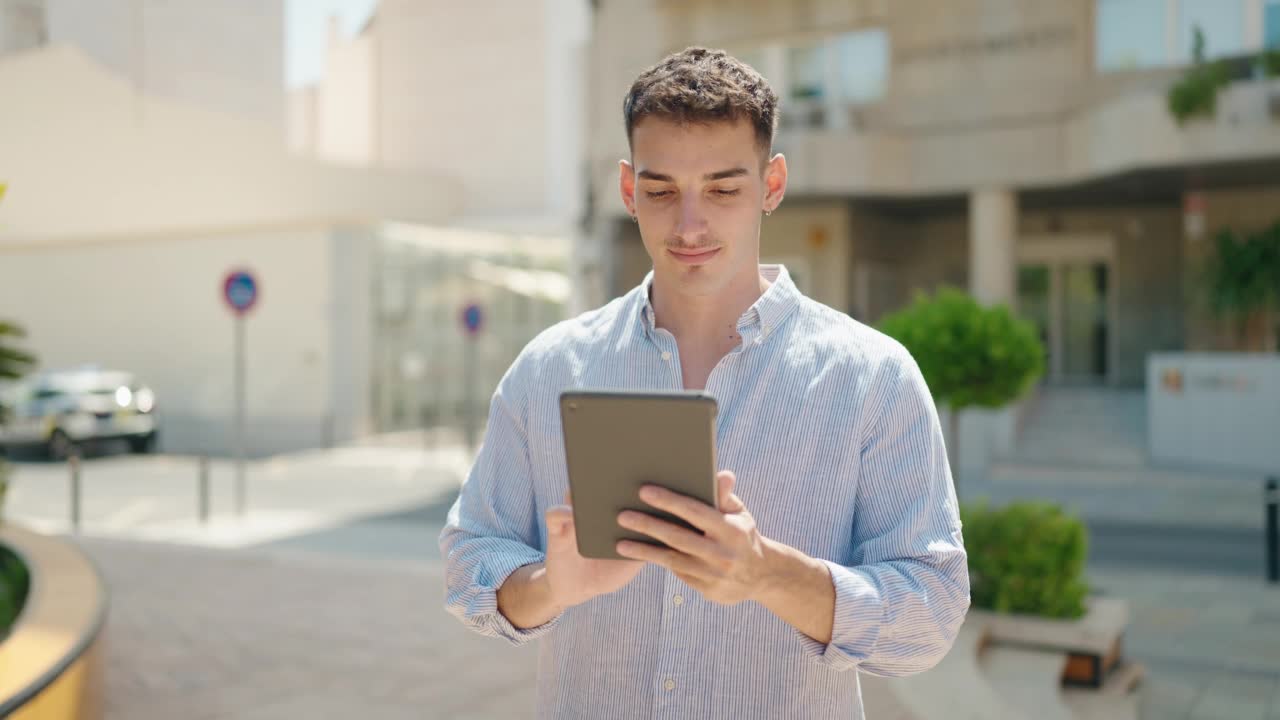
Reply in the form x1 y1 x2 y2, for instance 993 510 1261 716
646 191 673 199
713 189 740 196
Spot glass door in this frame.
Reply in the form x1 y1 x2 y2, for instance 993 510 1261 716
1016 260 1111 385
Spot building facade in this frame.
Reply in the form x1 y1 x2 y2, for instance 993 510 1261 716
1 0 284 130
585 0 1280 474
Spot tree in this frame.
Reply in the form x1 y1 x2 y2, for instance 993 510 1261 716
0 321 36 386
1201 222 1280 352
878 288 1045 497
0 321 36 515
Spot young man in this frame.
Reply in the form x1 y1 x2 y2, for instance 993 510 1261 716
440 47 968 719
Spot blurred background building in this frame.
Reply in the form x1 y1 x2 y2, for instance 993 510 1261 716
1 0 285 130
1 0 1277 472
587 0 1280 479
0 0 587 455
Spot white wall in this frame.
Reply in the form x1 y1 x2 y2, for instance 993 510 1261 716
1149 353 1280 473
0 227 345 456
374 0 549 216
0 46 461 243
315 25 375 166
0 0 46 54
44 0 284 130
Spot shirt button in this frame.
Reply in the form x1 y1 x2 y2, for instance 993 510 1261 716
661 351 672 361
673 594 684 606
664 679 676 691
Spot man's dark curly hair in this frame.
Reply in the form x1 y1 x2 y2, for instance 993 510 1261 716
623 47 778 157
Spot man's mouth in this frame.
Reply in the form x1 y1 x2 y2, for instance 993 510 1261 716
667 247 721 265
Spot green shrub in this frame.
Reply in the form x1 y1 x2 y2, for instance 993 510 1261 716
1262 49 1280 78
877 287 1044 413
1202 222 1280 318
1167 27 1232 125
961 500 1089 619
0 544 30 636
877 287 1044 495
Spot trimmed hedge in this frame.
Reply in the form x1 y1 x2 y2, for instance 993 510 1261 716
961 500 1090 619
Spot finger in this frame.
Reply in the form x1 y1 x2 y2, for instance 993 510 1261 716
546 506 573 535
721 492 746 514
716 471 736 509
638 485 727 535
617 511 723 560
615 540 716 579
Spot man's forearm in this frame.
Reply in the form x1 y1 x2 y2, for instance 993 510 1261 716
753 538 836 645
496 562 562 630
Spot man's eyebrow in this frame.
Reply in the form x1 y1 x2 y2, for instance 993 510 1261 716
635 167 750 182
705 167 749 181
636 170 673 182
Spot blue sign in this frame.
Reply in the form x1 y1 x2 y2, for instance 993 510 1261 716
461 303 483 335
223 270 259 315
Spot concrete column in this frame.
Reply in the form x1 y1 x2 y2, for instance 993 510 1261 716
969 187 1017 305
962 187 1020 487
1244 0 1264 52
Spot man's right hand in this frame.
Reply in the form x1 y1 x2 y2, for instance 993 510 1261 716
496 492 644 630
544 493 644 611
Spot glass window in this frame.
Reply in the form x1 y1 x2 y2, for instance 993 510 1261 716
1176 0 1245 62
787 44 827 101
1265 0 1280 49
834 29 889 103
1096 0 1168 70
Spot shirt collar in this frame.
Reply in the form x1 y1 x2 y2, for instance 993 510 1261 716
638 264 802 343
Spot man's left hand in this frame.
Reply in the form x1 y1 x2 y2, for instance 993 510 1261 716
615 471 774 605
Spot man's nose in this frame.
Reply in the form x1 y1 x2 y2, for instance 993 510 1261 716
673 196 709 245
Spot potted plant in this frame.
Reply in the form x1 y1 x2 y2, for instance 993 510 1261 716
1201 222 1280 352
0 320 37 516
877 287 1045 497
961 500 1129 689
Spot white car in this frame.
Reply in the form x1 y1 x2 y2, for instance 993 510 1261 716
0 368 158 460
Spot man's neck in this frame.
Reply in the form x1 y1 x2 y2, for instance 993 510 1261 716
650 268 771 351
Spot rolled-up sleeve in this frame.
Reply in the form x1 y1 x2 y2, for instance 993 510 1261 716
438 362 560 645
797 351 970 675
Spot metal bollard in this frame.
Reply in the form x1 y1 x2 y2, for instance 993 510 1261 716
198 455 210 524
68 453 81 534
1266 476 1278 584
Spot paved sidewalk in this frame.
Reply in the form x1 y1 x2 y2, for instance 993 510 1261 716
1087 567 1280 720
85 537 537 720
3 441 473 547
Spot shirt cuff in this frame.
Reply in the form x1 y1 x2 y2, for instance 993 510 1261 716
794 560 885 672
458 549 563 645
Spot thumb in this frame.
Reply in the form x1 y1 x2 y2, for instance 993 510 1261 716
716 471 740 511
546 506 574 536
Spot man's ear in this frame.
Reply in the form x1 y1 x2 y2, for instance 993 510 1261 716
763 153 788 214
619 159 637 218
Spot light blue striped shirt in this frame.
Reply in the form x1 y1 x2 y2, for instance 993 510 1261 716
440 265 969 719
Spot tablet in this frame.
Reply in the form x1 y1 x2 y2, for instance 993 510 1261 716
559 390 719 560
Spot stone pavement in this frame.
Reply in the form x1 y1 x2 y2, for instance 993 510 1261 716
84 536 538 720
18 415 1279 720
1088 567 1280 720
82 530 1280 720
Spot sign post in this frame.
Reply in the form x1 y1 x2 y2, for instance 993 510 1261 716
223 270 259 517
460 303 484 452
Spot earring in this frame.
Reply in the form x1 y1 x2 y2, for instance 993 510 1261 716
765 209 772 217
631 214 638 223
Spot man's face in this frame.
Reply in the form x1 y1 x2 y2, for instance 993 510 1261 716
620 118 786 298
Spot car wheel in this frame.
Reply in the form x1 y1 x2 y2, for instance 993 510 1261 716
128 432 157 454
47 429 77 461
